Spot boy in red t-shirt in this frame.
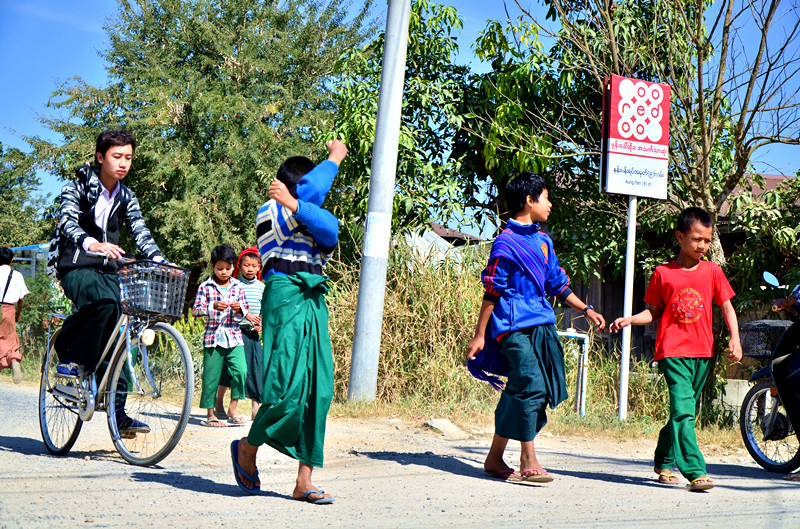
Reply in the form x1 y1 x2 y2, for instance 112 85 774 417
610 207 741 492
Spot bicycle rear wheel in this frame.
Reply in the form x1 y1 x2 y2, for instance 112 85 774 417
107 322 193 466
39 329 83 455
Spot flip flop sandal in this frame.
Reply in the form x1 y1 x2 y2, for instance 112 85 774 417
299 489 335 504
521 469 555 483
657 471 679 485
485 469 523 482
230 440 260 494
688 477 714 491
201 419 228 427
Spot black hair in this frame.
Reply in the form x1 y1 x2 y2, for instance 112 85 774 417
0 247 13 266
95 130 137 160
276 156 315 198
505 172 549 217
210 244 238 265
676 207 713 233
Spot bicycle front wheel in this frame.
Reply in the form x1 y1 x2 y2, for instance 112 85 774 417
107 322 193 466
39 329 83 455
740 381 800 473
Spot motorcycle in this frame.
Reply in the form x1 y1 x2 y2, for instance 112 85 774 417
740 271 800 473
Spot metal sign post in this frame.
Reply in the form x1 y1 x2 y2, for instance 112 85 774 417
618 195 637 419
601 75 671 420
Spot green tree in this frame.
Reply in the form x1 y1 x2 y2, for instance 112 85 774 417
506 0 800 267
450 8 679 281
27 0 376 269
728 171 800 309
325 0 469 238
0 143 49 247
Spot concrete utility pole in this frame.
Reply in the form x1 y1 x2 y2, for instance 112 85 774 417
347 0 412 401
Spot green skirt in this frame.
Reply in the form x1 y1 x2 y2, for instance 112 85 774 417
495 324 567 442
246 272 333 468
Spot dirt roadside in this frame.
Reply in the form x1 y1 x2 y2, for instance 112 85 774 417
1 381 797 529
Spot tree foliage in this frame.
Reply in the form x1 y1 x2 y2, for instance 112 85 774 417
728 172 800 309
28 0 376 268
447 7 680 281
0 143 49 247
325 0 469 236
510 0 800 267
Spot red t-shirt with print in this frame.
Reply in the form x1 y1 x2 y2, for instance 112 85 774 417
643 260 735 361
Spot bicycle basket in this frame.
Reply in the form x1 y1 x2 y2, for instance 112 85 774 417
740 319 792 358
118 260 189 323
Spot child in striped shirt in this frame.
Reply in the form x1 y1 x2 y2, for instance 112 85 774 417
232 140 346 503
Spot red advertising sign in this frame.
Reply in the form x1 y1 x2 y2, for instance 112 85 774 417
600 75 671 199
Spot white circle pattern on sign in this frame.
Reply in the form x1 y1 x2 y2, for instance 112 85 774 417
616 78 665 142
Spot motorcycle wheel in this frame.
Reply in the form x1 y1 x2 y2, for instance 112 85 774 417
740 381 800 473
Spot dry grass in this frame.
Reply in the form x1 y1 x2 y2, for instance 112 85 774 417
327 246 498 410
8 242 743 450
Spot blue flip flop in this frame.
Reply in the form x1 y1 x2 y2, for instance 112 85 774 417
300 489 335 505
230 440 260 494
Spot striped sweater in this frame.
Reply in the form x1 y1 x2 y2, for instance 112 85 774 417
256 160 340 277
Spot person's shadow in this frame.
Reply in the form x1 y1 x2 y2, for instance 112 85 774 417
0 434 50 456
0 433 169 466
355 446 797 489
129 469 291 498
355 447 573 486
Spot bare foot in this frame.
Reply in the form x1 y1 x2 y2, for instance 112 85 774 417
292 462 333 503
228 399 240 420
519 453 544 474
215 385 227 419
236 438 260 489
484 461 514 474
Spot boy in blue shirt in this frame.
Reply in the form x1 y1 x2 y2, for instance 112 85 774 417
467 172 606 482
231 140 346 504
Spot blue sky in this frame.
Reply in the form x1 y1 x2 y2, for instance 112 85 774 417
1 0 797 201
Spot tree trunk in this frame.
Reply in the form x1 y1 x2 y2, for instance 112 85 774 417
708 225 725 267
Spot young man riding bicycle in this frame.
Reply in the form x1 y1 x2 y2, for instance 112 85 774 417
53 130 167 437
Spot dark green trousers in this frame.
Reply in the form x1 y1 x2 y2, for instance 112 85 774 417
201 345 246 409
654 356 712 480
56 267 130 414
218 329 263 402
56 268 121 370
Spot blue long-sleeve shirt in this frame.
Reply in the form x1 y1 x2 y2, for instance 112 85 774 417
256 160 340 277
482 219 572 339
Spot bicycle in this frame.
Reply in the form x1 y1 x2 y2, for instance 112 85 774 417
39 259 194 466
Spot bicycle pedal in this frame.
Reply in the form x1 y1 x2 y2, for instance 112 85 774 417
56 363 84 379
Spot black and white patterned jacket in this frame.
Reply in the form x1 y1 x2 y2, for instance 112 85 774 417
54 165 163 275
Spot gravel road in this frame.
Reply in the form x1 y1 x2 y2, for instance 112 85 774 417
0 380 797 528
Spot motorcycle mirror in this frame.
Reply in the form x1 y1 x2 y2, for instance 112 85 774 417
763 271 781 288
